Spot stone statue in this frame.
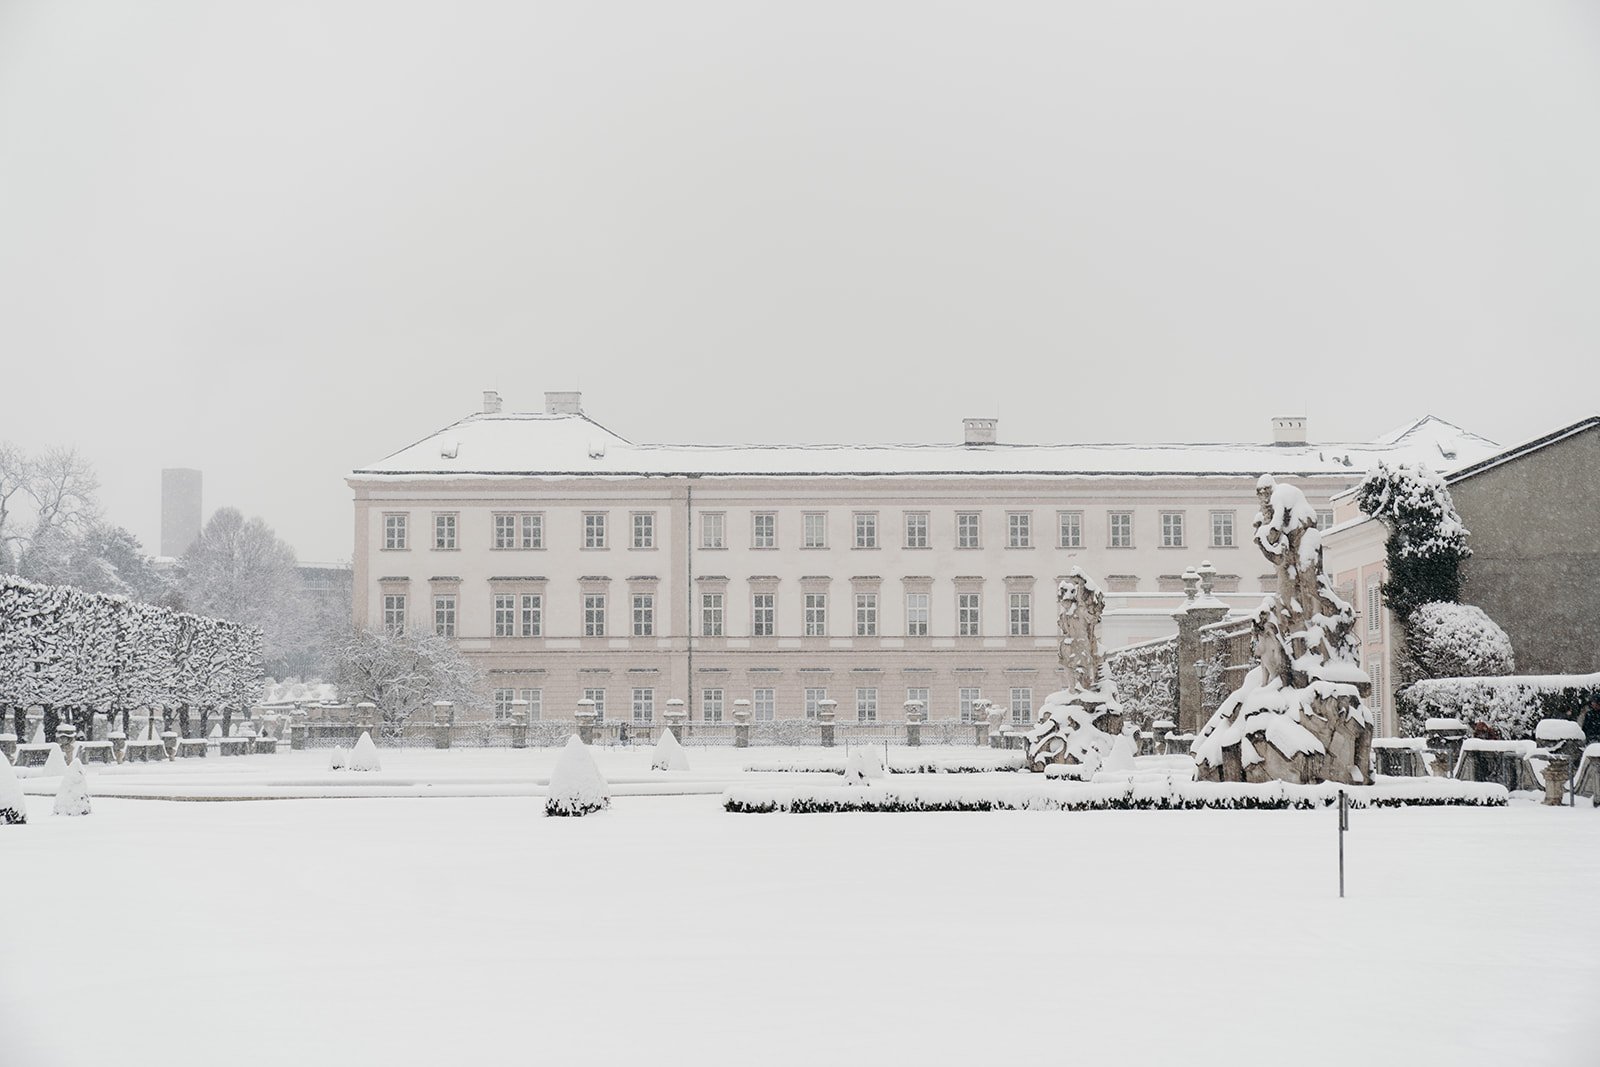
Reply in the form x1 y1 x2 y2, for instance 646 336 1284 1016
1192 476 1374 785
1026 569 1126 775
1057 568 1105 690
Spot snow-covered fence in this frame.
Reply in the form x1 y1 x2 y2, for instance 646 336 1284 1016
1103 635 1179 727
1396 672 1600 740
1197 619 1257 719
0 574 264 742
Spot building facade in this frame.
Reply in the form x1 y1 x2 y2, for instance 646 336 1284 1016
349 393 1497 727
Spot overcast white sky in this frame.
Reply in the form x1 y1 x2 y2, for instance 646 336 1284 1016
1 2 1597 562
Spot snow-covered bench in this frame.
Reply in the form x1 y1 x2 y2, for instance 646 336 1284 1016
12 744 53 768
176 739 209 758
1372 737 1430 777
124 739 168 763
75 741 114 765
1453 739 1542 792
217 737 251 757
253 737 278 754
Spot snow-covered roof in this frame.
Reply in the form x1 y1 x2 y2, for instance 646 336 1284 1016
352 412 1498 481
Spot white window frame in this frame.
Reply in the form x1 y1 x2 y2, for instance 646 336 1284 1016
583 512 608 550
1010 687 1034 726
522 689 542 720
958 687 982 724
752 512 776 549
492 593 517 637
1008 592 1031 637
854 592 878 637
701 592 724 637
631 512 655 549
701 687 724 724
905 592 930 637
632 593 654 638
1160 511 1185 549
853 512 878 549
957 592 981 637
632 687 655 723
803 687 827 721
519 593 542 637
1007 512 1032 549
751 593 775 637
381 593 406 633
802 512 827 549
583 688 606 722
433 512 458 551
904 511 929 549
906 687 929 717
1211 511 1235 548
583 593 607 637
855 687 878 723
1109 511 1133 549
433 594 456 637
752 688 775 721
383 513 408 551
956 512 981 549
700 512 726 550
803 593 828 637
1057 511 1082 549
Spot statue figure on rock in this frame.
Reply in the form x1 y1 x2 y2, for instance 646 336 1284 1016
1192 476 1374 785
1026 569 1133 776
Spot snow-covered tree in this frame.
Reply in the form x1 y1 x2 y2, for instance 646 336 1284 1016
181 508 310 677
52 759 91 816
547 736 609 816
1401 602 1515 684
331 626 484 739
1355 463 1471 620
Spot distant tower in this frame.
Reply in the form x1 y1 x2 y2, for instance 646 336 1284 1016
161 468 203 557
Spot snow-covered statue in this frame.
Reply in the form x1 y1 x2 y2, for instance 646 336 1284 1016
1025 569 1128 776
1192 476 1374 785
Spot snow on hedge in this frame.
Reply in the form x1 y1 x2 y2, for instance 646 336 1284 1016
1403 602 1515 681
651 727 690 772
348 731 382 772
1400 672 1600 739
1535 718 1586 743
53 760 91 817
724 776 1507 813
0 754 26 825
546 736 609 817
744 751 1026 774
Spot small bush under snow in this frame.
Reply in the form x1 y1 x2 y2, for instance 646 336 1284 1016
1403 602 1515 684
348 731 382 772
651 728 690 772
546 736 609 817
0 755 26 825
842 746 887 784
53 760 91 817
328 746 348 771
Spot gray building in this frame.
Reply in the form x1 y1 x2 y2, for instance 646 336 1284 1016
160 468 203 558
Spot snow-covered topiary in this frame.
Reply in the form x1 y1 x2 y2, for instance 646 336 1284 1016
327 746 348 771
1402 602 1515 684
650 727 690 772
842 745 887 784
53 759 91 816
41 744 67 777
1355 463 1471 620
0 755 26 825
347 731 382 772
546 736 609 817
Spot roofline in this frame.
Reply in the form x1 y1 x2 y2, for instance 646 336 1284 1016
348 468 1372 480
1444 416 1600 486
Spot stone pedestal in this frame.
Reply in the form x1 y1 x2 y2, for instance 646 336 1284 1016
575 701 597 746
109 734 127 763
733 701 752 748
289 723 308 751
818 701 837 748
1425 720 1470 778
56 724 78 766
355 702 378 733
509 702 530 749
903 700 925 747
663 701 687 741
161 731 179 760
1543 754 1572 806
1173 568 1230 735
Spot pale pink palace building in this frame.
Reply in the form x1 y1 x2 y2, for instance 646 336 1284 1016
349 392 1497 730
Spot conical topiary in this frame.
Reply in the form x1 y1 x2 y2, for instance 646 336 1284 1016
651 727 690 772
348 731 382 772
546 735 609 817
0 755 26 825
53 759 91 817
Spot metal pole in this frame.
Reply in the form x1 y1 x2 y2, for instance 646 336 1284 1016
1338 790 1348 898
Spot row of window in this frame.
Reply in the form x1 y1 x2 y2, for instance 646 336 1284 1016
385 589 1039 638
489 686 1037 725
383 507 1337 552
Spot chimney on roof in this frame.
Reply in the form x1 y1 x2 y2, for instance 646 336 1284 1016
545 391 582 415
1271 416 1307 446
963 417 997 446
482 390 503 415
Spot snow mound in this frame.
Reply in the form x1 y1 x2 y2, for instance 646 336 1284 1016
41 744 67 777
651 728 690 772
328 746 349 771
546 736 609 817
53 759 91 817
1100 733 1138 774
348 731 382 772
30 723 44 745
1405 602 1515 679
0 755 26 825
1534 718 1585 743
842 746 887 784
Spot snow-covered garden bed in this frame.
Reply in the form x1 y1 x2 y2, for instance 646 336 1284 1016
743 750 1025 774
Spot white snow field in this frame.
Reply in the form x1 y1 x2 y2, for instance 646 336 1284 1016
1 753 1596 1067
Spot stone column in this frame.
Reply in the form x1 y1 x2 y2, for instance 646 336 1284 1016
432 701 454 749
1542 754 1571 806
509 701 530 749
663 700 687 742
575 700 597 746
289 711 309 751
110 733 127 764
818 700 837 748
57 723 78 765
1173 566 1230 734
985 703 1007 749
904 700 924 747
733 700 752 748
1424 720 1469 777
355 702 378 735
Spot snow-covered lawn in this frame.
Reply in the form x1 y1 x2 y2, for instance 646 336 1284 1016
2 777 1596 1067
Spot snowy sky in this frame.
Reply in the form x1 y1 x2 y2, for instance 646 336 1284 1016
1 2 1597 562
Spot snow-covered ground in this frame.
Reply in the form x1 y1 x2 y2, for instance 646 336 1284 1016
2 753 1596 1067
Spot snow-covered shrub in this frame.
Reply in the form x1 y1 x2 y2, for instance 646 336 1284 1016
651 727 690 772
53 759 91 816
0 755 26 825
546 736 609 817
1103 638 1178 727
842 746 887 783
330 625 484 740
1401 602 1515 684
41 745 67 777
348 731 382 772
1355 463 1471 619
1397 672 1600 740
327 746 348 771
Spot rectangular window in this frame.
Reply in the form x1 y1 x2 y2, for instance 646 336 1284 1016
632 594 654 637
522 689 542 720
1057 511 1082 549
433 513 457 550
1366 580 1382 635
631 687 654 723
752 593 775 637
957 512 981 549
1211 511 1235 548
958 592 981 637
632 512 655 549
854 593 878 637
904 511 929 549
804 688 827 721
1007 512 1032 549
1010 687 1034 726
905 592 930 637
906 687 929 717
959 687 982 724
752 688 775 721
583 593 606 637
752 512 776 549
701 688 724 724
700 512 726 550
802 512 827 549
1161 512 1185 548
583 688 606 722
433 594 456 637
493 513 543 550
804 593 827 637
383 513 408 551
382 593 406 633
1317 508 1336 531
855 687 878 723
520 594 542 637
853 512 878 549
701 592 724 637
493 594 517 637
1009 592 1031 637
1109 511 1133 548
493 688 515 720
583 512 607 549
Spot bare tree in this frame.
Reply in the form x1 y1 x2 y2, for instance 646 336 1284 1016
331 626 484 738
0 443 101 571
182 507 309 675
